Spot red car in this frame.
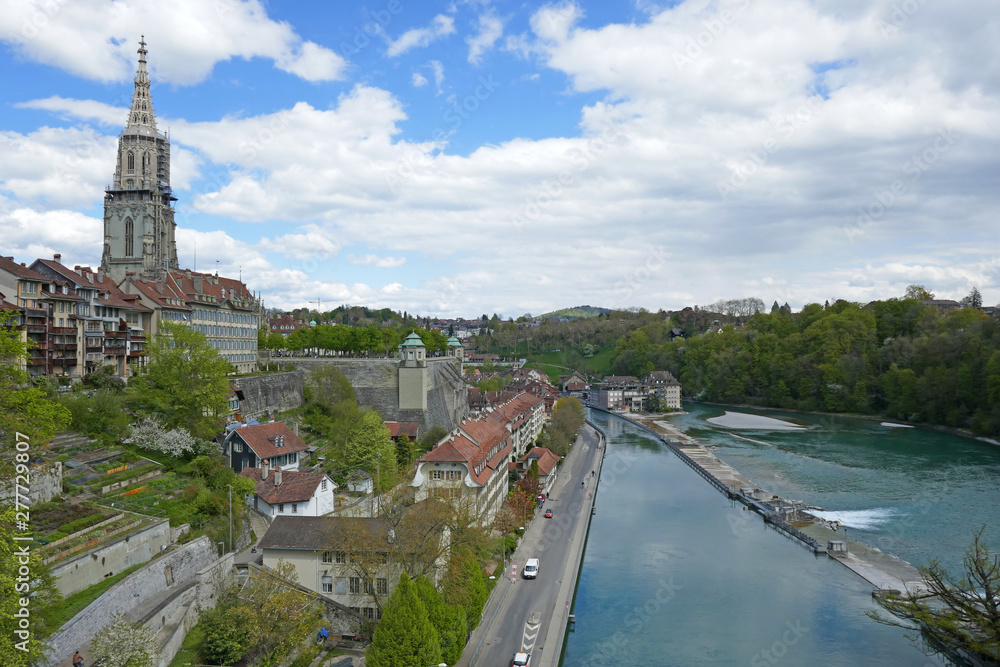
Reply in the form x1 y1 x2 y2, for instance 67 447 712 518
544 508 553 518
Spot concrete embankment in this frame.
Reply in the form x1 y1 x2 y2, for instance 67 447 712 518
594 407 928 595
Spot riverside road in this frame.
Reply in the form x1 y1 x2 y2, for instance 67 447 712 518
459 424 605 667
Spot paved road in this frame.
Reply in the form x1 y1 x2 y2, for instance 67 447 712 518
461 425 603 667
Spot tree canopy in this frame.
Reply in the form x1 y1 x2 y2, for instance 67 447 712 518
366 573 443 667
131 320 233 439
611 299 1000 435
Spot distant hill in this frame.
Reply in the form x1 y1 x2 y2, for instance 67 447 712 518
540 305 610 320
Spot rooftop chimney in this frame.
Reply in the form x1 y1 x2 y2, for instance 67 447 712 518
274 467 282 487
53 253 61 264
261 459 269 480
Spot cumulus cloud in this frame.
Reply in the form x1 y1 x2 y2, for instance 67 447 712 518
412 72 429 87
3 0 1000 316
386 14 456 57
347 254 407 268
0 0 346 84
467 11 504 64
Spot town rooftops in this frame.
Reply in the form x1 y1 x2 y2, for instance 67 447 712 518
227 421 309 460
239 467 330 504
259 504 443 552
521 447 559 476
0 256 48 281
385 421 419 439
646 370 680 385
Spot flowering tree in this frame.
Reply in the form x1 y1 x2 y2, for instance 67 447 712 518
124 416 197 456
90 612 156 667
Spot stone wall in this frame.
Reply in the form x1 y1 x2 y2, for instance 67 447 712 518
234 370 305 418
0 460 62 506
45 536 219 666
287 358 469 435
49 518 172 597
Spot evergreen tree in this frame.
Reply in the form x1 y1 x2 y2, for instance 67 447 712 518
395 433 414 467
367 574 443 667
443 544 489 629
414 575 467 665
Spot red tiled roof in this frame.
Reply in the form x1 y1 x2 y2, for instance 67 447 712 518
228 422 309 460
239 467 329 504
419 412 512 486
0 256 47 281
385 422 418 438
521 447 559 476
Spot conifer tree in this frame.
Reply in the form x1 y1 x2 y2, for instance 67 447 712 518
443 544 489 629
367 574 443 667
414 574 468 665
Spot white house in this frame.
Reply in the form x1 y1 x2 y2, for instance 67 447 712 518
239 460 336 518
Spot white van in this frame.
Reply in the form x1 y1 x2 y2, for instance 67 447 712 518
522 558 539 579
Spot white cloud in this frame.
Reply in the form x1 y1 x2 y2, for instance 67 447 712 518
0 208 102 267
429 60 445 93
386 14 456 57
0 0 346 84
259 228 341 260
412 72 429 87
348 254 407 268
467 11 504 64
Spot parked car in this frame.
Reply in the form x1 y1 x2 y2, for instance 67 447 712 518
544 508 553 518
522 558 539 579
512 650 531 666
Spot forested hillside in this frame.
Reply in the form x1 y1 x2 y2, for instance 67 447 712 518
611 299 1000 435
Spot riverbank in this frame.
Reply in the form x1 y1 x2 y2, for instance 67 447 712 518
616 409 929 595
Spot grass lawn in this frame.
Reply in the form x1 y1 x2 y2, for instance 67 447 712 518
167 617 205 667
527 346 614 381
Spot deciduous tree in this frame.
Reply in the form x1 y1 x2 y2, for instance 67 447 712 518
132 321 233 439
868 527 999 661
90 612 156 667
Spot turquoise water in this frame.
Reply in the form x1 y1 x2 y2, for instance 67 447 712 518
673 404 1000 575
561 410 962 666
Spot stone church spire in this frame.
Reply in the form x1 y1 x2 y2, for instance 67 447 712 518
101 37 179 283
127 35 158 134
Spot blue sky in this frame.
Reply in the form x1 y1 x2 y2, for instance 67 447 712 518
1 0 998 317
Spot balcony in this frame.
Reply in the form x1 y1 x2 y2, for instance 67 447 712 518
52 326 76 335
85 353 102 363
52 343 77 351
26 357 46 366
129 350 148 358
26 325 47 333
105 330 127 339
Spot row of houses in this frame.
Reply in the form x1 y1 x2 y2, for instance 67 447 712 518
0 254 262 378
593 371 682 412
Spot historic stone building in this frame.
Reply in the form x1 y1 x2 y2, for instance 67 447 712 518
101 37 179 283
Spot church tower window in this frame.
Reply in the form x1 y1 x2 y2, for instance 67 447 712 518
125 218 134 256
127 152 135 171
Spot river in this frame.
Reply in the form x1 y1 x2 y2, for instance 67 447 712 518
559 406 1000 666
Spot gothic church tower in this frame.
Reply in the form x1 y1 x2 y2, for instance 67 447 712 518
101 37 179 282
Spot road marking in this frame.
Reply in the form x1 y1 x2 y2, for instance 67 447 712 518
522 611 542 651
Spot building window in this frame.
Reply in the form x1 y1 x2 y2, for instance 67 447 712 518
322 577 333 593
278 503 284 513
321 479 327 491
322 551 333 563
335 551 346 564
233 442 242 453
124 218 134 257
431 470 443 480
291 503 297 514
349 577 362 594
127 152 134 171
376 578 388 595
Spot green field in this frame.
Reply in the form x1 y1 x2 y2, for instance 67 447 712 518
525 346 614 381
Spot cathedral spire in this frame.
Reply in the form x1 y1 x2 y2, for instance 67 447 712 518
127 35 157 133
